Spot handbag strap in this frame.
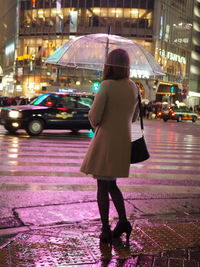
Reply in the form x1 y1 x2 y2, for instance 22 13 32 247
138 91 144 135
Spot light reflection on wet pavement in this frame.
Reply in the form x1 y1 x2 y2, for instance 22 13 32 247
0 120 200 265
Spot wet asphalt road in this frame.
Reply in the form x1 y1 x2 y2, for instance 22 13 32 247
0 119 200 225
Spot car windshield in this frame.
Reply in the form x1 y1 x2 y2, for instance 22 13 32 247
29 93 94 108
30 94 59 106
174 106 190 112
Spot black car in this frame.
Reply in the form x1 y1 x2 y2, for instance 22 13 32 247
0 92 94 136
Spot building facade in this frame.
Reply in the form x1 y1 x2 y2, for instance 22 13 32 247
0 0 199 105
154 0 194 103
0 0 18 94
188 0 200 107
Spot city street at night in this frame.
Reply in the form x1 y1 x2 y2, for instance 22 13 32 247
1 0 200 266
0 119 200 266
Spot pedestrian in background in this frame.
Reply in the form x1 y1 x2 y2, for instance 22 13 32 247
80 48 139 244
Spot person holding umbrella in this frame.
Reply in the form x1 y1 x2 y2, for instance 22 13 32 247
80 48 139 245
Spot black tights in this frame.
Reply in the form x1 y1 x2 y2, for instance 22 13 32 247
97 180 127 228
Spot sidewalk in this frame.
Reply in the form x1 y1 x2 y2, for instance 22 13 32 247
1 199 200 266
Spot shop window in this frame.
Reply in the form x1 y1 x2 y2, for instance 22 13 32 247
20 1 32 10
108 0 123 8
138 19 148 28
93 0 100 7
101 0 109 7
139 0 148 9
147 0 154 9
69 0 78 7
85 0 94 7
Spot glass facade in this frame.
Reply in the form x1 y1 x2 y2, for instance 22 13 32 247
188 0 200 106
0 0 18 95
153 0 195 102
19 0 154 37
155 1 193 81
15 0 154 97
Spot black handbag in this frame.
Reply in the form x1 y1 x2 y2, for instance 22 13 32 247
131 93 150 164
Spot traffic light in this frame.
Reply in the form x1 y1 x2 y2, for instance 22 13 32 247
91 80 101 93
170 85 175 93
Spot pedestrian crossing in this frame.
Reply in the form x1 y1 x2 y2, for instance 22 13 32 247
0 121 200 196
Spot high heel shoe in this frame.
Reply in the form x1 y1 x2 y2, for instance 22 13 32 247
99 226 112 244
113 221 132 245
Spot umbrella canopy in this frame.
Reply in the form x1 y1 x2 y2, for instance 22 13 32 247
46 33 165 78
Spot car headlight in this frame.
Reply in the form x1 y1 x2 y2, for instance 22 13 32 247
8 110 21 119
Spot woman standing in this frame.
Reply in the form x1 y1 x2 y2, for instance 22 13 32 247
80 48 139 244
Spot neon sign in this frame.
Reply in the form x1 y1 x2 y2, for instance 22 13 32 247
130 69 150 79
159 49 186 64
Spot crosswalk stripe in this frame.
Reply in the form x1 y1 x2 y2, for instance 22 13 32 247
0 123 200 195
0 164 200 172
0 159 199 166
0 183 200 194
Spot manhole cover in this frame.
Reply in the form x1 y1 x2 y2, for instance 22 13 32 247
0 231 97 266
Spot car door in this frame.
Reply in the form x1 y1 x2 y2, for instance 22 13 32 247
183 107 192 120
75 96 94 128
51 95 77 128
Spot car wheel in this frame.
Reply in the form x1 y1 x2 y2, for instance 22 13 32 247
177 116 182 122
4 124 17 134
192 116 197 122
163 118 168 122
26 119 44 136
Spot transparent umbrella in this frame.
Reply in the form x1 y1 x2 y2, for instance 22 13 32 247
46 33 165 77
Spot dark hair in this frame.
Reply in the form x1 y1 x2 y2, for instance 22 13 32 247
103 48 130 80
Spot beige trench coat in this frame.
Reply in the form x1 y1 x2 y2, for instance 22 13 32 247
80 78 139 178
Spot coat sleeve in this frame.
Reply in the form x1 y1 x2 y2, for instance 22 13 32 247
88 82 107 128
